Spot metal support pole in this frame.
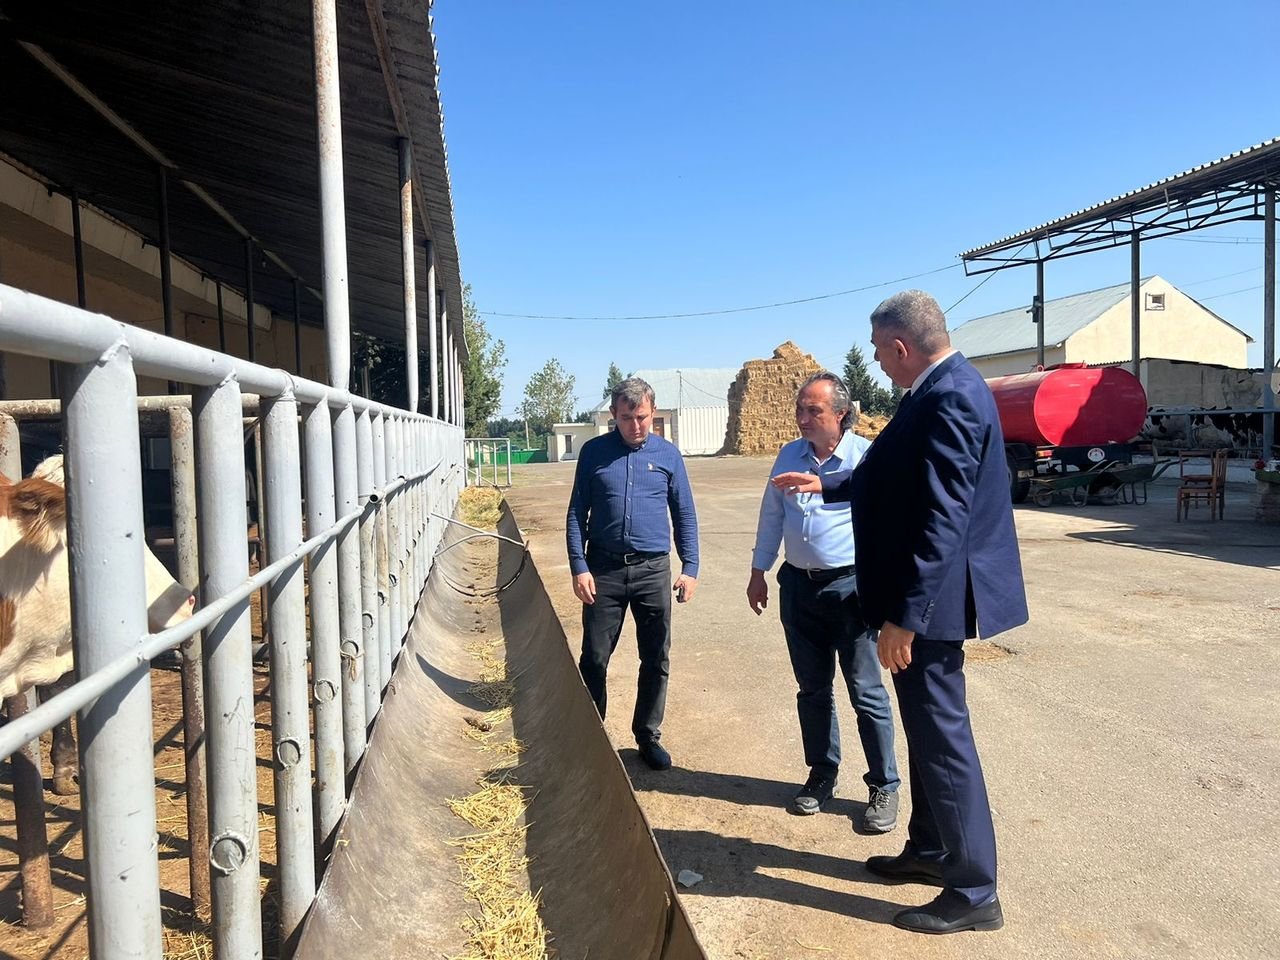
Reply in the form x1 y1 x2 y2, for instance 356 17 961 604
194 377 263 958
355 409 381 722
456 353 464 430
216 280 227 354
294 279 304 376
263 393 317 942
313 0 352 388
1130 231 1141 380
332 404 366 772
371 413 391 689
71 189 86 309
245 237 256 364
427 240 439 419
158 167 177 394
442 324 452 425
1034 259 1045 369
305 402 346 847
169 406 211 921
0 416 53 930
399 138 419 413
1264 187 1276 457
64 343 162 960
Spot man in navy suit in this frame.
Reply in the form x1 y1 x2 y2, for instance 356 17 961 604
774 290 1027 934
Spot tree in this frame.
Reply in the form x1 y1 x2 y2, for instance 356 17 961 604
521 359 577 441
602 361 625 400
460 284 507 436
843 344 901 417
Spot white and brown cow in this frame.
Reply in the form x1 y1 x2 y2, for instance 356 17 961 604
1 455 195 794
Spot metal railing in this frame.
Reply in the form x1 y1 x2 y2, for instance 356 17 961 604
464 436 514 487
0 282 463 958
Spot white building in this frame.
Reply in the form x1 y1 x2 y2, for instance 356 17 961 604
950 275 1251 380
549 367 737 461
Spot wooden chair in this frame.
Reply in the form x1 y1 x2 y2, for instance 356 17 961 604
1176 448 1227 521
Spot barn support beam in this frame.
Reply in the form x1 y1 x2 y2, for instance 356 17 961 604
1130 232 1141 380
399 138 419 413
1034 259 1045 369
1264 187 1276 457
65 343 162 960
244 238 256 364
313 0 352 389
427 239 440 419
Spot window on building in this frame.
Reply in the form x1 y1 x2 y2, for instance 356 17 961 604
1145 292 1166 311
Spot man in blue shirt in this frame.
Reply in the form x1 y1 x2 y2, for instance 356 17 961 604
748 372 900 831
566 377 700 770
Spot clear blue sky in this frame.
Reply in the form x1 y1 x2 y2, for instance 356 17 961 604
432 0 1277 418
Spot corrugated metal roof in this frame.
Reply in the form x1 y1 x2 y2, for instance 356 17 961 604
592 367 738 412
949 279 1139 357
0 0 465 350
961 136 1280 260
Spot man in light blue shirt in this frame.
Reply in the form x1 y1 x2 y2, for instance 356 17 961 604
748 372 900 831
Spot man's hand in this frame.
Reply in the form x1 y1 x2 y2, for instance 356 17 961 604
573 572 596 605
877 621 915 673
673 574 698 604
746 569 769 615
771 471 821 495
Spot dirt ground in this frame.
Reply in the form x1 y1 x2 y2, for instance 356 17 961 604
505 458 1280 960
0 594 280 960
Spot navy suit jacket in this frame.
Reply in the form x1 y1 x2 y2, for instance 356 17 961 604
824 352 1028 641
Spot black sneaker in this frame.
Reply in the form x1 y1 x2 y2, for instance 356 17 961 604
638 740 672 770
790 772 837 815
863 786 899 833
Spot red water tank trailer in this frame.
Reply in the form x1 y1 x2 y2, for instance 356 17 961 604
985 364 1148 448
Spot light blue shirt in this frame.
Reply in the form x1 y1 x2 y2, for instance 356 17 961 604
751 430 870 572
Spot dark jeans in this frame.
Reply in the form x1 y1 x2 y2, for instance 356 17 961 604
578 553 672 745
778 562 899 791
892 637 998 905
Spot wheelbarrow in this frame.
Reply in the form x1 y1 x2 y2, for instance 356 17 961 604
1029 461 1121 507
1102 459 1178 505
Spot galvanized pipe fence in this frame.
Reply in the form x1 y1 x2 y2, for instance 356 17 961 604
0 282 464 959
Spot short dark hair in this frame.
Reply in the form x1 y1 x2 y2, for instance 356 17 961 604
870 290 950 354
798 371 856 432
611 376 655 410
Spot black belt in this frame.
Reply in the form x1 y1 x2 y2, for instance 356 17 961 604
784 561 855 583
590 548 669 566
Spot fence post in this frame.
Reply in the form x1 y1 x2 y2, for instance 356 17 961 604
169 406 212 921
355 410 381 722
262 391 317 943
64 343 162 960
194 377 264 959
332 403 366 773
371 413 391 692
304 401 346 848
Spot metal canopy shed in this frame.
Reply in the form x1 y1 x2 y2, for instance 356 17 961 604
959 137 1278 454
0 0 465 354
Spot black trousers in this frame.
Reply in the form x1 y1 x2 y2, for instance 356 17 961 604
578 553 672 745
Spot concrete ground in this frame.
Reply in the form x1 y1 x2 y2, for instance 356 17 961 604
504 458 1280 960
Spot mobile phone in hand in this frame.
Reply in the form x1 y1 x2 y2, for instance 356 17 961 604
674 582 687 603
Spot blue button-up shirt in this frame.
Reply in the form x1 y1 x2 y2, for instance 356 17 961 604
751 430 869 572
566 429 700 577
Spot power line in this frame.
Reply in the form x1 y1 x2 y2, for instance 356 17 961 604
1181 266 1261 287
480 263 961 322
1199 284 1264 301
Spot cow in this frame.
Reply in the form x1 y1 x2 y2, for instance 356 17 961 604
2 455 195 794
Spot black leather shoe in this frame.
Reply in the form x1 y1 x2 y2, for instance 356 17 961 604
790 772 837 815
865 851 945 886
892 892 1003 934
638 741 672 770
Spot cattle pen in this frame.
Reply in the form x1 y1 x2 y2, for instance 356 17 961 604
0 1 471 957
